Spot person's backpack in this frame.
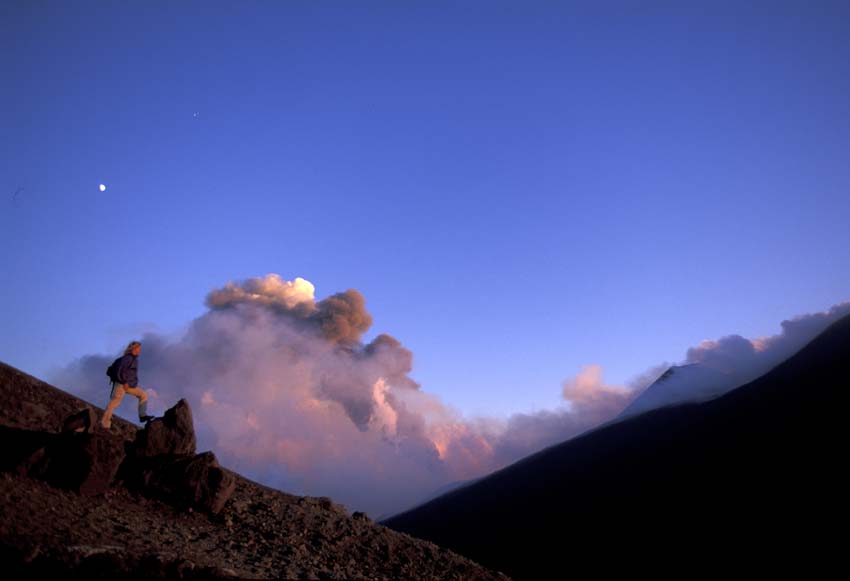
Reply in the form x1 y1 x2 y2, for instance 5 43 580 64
106 357 122 383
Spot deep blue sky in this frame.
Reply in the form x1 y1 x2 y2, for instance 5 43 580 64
2 1 849 417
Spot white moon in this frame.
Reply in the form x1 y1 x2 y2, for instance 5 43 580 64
99 184 106 192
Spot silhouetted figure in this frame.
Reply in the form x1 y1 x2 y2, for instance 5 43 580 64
101 341 154 429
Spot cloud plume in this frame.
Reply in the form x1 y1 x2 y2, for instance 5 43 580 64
206 274 372 345
685 301 850 382
53 275 645 516
50 274 848 517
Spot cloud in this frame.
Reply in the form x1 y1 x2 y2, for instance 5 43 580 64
51 273 848 517
486 364 648 467
562 364 630 408
685 335 757 374
312 289 373 344
685 301 850 383
53 274 647 517
206 274 372 344
206 274 316 311
621 300 850 418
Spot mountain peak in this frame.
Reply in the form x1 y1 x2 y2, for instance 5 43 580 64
617 362 733 420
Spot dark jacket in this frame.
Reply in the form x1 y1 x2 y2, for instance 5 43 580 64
115 354 139 387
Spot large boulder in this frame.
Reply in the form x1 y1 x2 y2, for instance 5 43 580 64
177 452 236 514
0 414 125 497
20 431 126 496
0 426 55 473
2 399 235 512
120 399 235 513
133 399 196 457
129 451 236 514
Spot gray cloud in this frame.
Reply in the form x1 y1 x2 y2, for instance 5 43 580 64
205 275 372 345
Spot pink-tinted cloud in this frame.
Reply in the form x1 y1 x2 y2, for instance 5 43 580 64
54 275 644 516
52 274 847 517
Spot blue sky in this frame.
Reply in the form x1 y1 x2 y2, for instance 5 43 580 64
2 1 849 418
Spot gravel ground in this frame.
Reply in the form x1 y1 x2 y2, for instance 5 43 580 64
0 361 509 580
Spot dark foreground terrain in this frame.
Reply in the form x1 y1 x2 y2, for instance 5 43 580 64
385 314 850 578
0 361 508 580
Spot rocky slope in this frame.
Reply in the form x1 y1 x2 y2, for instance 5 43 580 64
0 361 508 579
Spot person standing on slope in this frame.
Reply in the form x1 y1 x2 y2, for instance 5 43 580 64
101 340 154 429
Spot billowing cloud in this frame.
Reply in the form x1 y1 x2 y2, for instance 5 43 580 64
206 275 371 344
313 289 373 345
486 364 652 468
50 274 848 517
364 334 419 391
685 301 850 383
686 335 757 375
562 364 630 409
54 275 646 517
206 274 316 312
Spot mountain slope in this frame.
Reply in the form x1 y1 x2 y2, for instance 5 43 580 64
617 362 734 419
384 313 850 578
0 361 507 579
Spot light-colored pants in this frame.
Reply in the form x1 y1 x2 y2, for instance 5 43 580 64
101 382 148 426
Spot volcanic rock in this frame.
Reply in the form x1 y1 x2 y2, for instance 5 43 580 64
61 408 97 434
128 451 236 514
133 399 196 457
19 429 126 496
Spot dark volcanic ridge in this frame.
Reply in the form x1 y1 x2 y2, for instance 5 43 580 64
384 313 850 578
0 361 508 580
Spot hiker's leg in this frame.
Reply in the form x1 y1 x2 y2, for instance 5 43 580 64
124 385 148 419
101 383 126 427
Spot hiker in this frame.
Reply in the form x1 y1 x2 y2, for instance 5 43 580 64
101 340 155 429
